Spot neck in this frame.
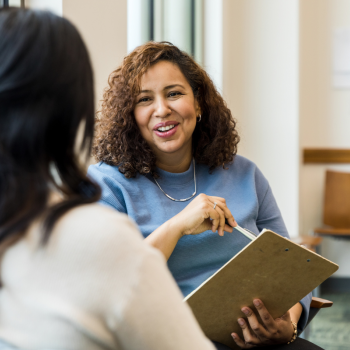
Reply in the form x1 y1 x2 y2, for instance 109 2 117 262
155 146 193 173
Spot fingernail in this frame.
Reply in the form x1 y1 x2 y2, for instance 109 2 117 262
238 318 245 326
241 308 250 315
253 299 261 307
231 334 236 339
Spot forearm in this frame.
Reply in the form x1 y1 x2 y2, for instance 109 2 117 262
289 302 303 324
144 219 183 260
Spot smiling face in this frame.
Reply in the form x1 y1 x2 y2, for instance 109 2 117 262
134 61 200 165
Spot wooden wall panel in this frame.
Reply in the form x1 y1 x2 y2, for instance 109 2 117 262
303 149 350 164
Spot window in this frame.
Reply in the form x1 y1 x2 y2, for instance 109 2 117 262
127 0 203 65
1 0 24 7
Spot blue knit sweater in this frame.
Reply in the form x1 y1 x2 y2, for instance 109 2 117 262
88 155 311 332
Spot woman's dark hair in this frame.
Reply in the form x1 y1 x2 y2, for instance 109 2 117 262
0 8 100 245
93 41 240 178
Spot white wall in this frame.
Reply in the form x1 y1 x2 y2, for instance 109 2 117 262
221 0 300 237
299 0 350 277
62 0 127 107
26 0 127 107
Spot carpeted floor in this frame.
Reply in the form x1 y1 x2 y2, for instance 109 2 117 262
305 293 350 350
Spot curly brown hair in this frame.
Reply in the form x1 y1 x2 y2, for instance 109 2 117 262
93 41 239 178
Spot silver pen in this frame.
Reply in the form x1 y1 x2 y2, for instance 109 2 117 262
225 219 257 241
234 225 257 241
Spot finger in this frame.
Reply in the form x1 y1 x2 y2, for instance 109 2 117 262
209 198 233 233
214 205 226 236
231 333 256 349
224 223 233 233
241 307 269 341
252 299 277 332
213 204 233 233
237 318 260 347
208 206 220 233
209 196 237 227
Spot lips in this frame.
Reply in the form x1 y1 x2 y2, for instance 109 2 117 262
153 121 179 131
153 121 179 138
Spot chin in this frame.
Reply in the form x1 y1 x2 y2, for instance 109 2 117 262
157 146 182 154
156 142 183 154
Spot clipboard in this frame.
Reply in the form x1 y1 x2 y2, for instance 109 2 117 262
184 230 339 349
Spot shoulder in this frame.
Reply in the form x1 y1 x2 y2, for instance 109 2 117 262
88 161 125 181
59 202 133 225
51 203 143 251
197 155 265 186
232 155 269 189
209 154 260 179
207 155 269 196
33 203 167 313
88 162 147 189
231 154 258 173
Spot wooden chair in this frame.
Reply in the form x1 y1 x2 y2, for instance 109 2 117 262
306 296 333 328
314 170 350 237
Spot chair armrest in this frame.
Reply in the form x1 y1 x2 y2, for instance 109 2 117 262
291 236 323 246
290 236 322 252
314 227 350 236
310 296 333 308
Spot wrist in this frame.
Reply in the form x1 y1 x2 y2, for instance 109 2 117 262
287 321 298 344
167 216 185 240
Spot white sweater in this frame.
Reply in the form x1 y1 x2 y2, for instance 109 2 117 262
0 204 215 350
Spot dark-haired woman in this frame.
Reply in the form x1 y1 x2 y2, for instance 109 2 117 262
89 43 323 350
0 8 221 350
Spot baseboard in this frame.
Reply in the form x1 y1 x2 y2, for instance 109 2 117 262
321 277 350 293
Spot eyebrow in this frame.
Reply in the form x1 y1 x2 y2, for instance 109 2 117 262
138 84 186 94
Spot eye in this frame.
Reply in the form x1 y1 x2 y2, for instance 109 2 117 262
137 97 151 103
168 91 183 98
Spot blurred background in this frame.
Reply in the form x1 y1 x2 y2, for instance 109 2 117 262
2 0 350 348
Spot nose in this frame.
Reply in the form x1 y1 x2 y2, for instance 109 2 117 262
154 96 171 118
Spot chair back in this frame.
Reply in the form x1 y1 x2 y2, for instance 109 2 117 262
323 170 350 228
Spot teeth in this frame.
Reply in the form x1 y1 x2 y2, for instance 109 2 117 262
157 124 175 132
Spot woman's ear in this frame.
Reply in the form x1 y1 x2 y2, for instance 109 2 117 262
195 98 201 117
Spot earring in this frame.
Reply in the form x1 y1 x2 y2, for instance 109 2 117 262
197 114 201 122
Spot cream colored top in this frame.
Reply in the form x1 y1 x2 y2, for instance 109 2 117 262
0 204 215 350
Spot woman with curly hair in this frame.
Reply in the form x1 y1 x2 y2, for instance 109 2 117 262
88 42 317 350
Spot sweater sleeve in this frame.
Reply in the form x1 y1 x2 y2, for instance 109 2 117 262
87 164 127 213
110 245 216 350
254 166 311 333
